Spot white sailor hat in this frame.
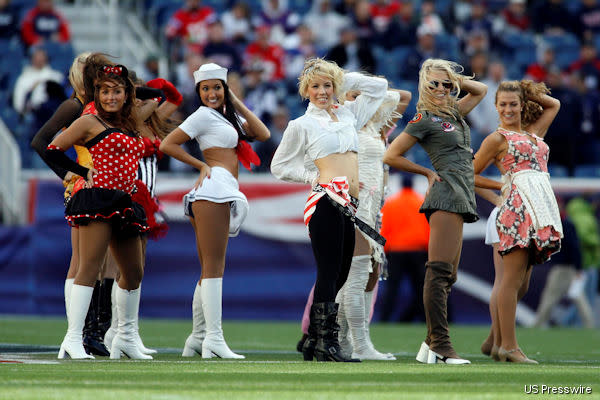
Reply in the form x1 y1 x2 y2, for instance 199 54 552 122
193 63 228 85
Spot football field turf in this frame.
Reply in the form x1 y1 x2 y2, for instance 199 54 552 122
1 317 598 399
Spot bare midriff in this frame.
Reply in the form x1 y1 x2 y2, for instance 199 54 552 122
203 147 239 179
314 151 359 198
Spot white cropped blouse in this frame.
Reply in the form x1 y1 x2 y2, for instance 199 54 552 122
271 73 388 184
179 106 246 151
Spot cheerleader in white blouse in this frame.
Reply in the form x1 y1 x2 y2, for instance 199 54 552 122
160 63 270 359
335 79 411 361
271 59 387 362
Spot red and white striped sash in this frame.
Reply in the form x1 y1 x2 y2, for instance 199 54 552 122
303 177 352 226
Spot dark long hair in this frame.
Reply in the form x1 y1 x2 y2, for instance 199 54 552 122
196 80 252 142
82 53 115 104
93 65 139 135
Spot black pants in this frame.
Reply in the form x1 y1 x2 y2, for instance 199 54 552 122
379 251 427 322
308 197 355 303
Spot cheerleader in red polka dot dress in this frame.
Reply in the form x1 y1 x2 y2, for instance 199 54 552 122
44 65 152 360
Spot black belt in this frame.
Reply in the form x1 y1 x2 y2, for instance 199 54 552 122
314 186 386 246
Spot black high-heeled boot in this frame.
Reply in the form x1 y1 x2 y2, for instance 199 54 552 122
83 281 110 357
302 308 318 361
97 278 113 338
296 333 308 353
313 302 360 362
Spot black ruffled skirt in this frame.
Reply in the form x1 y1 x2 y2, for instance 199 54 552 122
65 187 148 237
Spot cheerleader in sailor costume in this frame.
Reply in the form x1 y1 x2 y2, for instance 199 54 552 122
43 65 152 360
160 63 270 359
271 59 388 362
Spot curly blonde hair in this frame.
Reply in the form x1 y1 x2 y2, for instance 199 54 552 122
495 80 550 127
416 58 472 120
298 58 345 101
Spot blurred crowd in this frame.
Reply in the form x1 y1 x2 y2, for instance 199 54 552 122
3 0 600 176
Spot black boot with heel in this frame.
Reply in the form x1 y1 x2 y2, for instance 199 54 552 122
313 302 360 362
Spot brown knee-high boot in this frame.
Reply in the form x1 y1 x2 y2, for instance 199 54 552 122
423 261 458 358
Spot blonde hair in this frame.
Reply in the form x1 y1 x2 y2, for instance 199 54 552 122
416 58 471 120
298 58 344 100
68 52 91 98
495 80 550 127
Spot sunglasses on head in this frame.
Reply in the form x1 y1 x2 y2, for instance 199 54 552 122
429 80 453 89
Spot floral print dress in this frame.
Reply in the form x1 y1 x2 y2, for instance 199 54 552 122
496 128 562 264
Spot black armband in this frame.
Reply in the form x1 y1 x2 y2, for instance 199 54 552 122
136 86 164 101
45 145 90 178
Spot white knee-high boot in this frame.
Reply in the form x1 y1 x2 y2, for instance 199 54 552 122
132 284 157 355
182 282 206 357
335 284 353 357
58 284 94 359
64 278 74 316
364 286 395 360
103 282 118 349
110 286 152 360
342 255 374 360
201 278 244 359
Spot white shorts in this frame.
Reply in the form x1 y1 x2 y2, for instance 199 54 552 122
183 166 248 237
485 206 500 245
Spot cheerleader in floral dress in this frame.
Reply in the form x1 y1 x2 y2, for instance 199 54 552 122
473 80 562 363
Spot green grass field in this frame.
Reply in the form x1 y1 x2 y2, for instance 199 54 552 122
1 316 598 399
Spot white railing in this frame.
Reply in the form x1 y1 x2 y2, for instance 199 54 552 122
0 118 22 225
72 0 169 77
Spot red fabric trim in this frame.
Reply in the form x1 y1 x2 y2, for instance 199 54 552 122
66 208 149 231
27 178 38 224
236 141 261 171
131 180 168 239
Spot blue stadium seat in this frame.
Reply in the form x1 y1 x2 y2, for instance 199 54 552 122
574 164 600 178
39 42 75 75
563 0 582 14
289 0 312 15
486 0 508 13
0 106 21 135
202 0 228 13
434 0 453 19
435 33 459 62
543 33 580 69
547 163 569 178
151 2 182 32
380 46 411 83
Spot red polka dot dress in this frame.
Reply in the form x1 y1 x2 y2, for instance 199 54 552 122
65 116 149 235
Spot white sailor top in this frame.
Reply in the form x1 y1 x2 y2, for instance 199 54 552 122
271 73 388 184
179 106 246 151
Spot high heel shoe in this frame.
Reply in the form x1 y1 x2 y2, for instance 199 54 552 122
109 286 152 360
426 349 470 364
110 336 153 360
498 347 538 364
201 338 245 359
302 336 316 361
134 332 157 355
182 334 204 357
416 341 429 363
182 283 206 357
200 278 245 359
480 339 493 356
490 344 500 361
58 340 95 360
